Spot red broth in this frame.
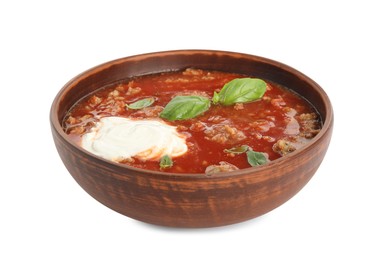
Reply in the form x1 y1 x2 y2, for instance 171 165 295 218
63 68 321 174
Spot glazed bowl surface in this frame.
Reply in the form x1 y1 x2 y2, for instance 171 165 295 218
50 50 333 228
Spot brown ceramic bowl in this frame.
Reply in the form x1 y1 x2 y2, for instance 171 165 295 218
50 50 333 228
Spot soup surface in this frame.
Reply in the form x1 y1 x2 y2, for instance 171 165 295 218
63 68 321 174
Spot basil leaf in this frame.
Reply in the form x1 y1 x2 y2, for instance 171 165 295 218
126 97 155 110
160 155 173 169
224 145 250 154
213 78 266 106
160 96 210 121
247 150 269 166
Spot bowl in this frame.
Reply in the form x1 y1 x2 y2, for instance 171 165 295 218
50 50 333 228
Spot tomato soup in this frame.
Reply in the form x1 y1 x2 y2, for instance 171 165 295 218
63 68 321 174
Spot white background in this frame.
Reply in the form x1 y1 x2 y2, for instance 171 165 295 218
1 0 372 259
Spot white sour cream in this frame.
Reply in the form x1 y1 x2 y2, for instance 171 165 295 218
81 117 188 162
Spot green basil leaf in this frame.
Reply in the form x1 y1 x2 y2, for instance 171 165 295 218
224 145 250 154
213 78 266 106
212 91 220 104
160 96 211 121
246 150 269 166
160 155 173 169
126 97 155 110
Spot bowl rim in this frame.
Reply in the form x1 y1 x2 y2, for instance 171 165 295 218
50 49 334 179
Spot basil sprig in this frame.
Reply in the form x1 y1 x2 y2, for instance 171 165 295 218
246 150 269 166
127 97 155 110
159 77 266 121
213 78 266 106
160 155 173 169
160 96 211 121
224 145 269 167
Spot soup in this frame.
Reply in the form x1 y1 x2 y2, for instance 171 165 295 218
63 68 321 174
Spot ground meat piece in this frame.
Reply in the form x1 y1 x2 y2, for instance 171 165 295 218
182 68 204 76
234 103 244 110
88 95 102 106
115 84 125 92
190 121 205 132
172 90 210 99
126 86 142 95
180 68 215 80
164 78 190 83
201 74 215 80
118 157 135 164
205 124 246 144
297 113 321 138
273 139 297 156
126 81 141 95
130 105 163 118
111 100 126 114
207 115 228 124
67 125 85 135
262 135 276 142
205 161 239 175
176 125 188 131
250 120 275 132
65 115 79 125
271 96 286 108
298 113 317 121
283 107 297 117
108 89 120 97
266 83 273 91
252 132 263 140
101 98 115 107
79 114 93 122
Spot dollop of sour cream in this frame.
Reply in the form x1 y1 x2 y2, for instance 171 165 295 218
81 117 188 162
